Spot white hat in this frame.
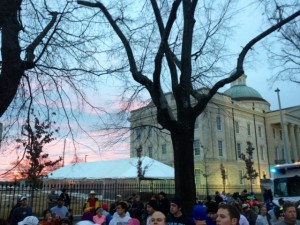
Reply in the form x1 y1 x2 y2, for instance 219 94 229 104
19 196 27 201
18 216 39 225
89 190 96 195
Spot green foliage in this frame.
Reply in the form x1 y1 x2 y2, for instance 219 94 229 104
240 141 259 182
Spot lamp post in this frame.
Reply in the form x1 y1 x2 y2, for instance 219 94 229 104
275 88 290 163
85 155 88 162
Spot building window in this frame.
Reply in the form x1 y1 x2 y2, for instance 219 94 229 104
216 116 222 131
282 148 285 160
260 146 265 160
148 146 153 158
195 169 201 176
148 127 152 137
258 126 262 138
273 128 276 139
239 170 244 184
194 139 200 156
280 130 282 140
162 144 167 154
218 140 223 157
235 121 239 134
275 147 279 160
252 178 256 185
136 128 142 140
195 117 199 129
237 143 242 158
247 123 251 135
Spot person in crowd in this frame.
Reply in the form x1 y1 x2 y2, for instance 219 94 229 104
82 190 101 221
192 205 207 225
206 201 219 225
17 216 39 225
40 209 60 225
167 196 192 225
158 192 170 217
59 218 71 225
276 202 300 225
7 198 21 224
109 194 122 216
131 195 144 222
241 204 257 225
101 203 112 224
10 196 32 225
48 187 59 209
215 192 223 205
231 202 249 225
50 197 70 220
59 188 71 208
109 201 131 225
93 208 106 225
221 191 228 203
216 204 240 225
146 200 159 225
128 218 141 225
255 205 270 225
151 211 167 225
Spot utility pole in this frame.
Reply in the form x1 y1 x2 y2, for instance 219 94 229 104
275 88 290 163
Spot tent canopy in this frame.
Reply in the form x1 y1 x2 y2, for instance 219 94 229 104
46 156 174 180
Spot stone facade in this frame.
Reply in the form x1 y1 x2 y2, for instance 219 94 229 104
129 75 300 195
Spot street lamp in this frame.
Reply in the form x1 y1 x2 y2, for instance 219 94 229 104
275 88 290 163
85 155 88 162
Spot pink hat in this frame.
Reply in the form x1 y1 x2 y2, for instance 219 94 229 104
127 218 140 225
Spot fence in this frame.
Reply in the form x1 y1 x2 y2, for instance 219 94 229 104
0 180 263 220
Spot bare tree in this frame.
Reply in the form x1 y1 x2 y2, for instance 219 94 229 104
76 0 300 212
240 141 259 192
258 0 300 84
220 163 227 192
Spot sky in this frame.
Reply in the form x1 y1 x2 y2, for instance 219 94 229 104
0 1 299 180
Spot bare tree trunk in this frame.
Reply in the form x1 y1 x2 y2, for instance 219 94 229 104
171 127 196 215
0 0 24 117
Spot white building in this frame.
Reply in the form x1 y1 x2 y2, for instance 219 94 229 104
129 75 300 195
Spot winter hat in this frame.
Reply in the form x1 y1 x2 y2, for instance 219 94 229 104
18 216 39 225
147 200 159 210
102 203 108 211
171 196 183 208
193 205 207 221
127 218 140 225
96 208 103 214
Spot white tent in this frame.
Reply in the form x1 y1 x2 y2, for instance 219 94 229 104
46 156 174 180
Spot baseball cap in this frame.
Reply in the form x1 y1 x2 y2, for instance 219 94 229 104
193 205 207 221
89 190 96 195
20 196 27 201
18 216 39 225
116 194 122 198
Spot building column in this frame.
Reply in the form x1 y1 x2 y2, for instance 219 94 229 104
284 124 291 163
295 126 300 161
289 124 298 162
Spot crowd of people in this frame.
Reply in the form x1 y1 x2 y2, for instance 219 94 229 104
4 188 300 225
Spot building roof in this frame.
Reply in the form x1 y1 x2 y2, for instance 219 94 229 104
45 156 174 180
224 74 266 101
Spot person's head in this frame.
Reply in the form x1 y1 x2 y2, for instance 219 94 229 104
193 205 207 225
18 216 39 225
19 196 28 207
278 198 284 206
159 192 166 200
116 194 122 201
57 197 65 207
51 187 56 194
151 211 166 225
206 202 219 221
241 204 250 212
283 202 297 223
102 203 108 211
216 204 240 225
43 209 52 220
170 196 183 217
89 190 96 199
116 201 128 216
259 205 267 216
147 200 159 215
96 208 104 217
62 188 67 194
60 219 71 225
128 218 140 225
